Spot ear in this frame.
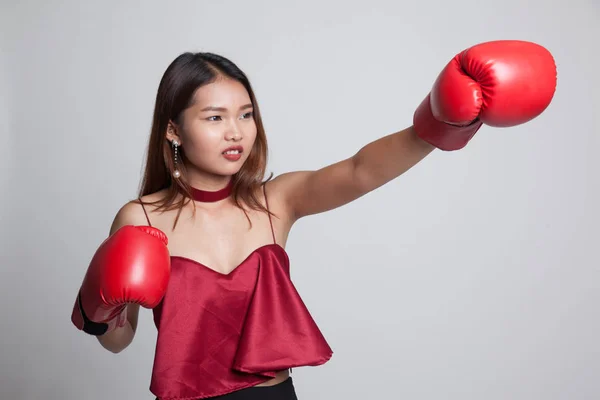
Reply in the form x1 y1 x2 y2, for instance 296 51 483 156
165 121 182 144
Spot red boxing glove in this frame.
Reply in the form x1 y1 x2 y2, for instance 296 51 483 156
413 40 557 150
71 225 171 335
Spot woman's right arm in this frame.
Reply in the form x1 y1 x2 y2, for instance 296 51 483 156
97 304 140 353
91 201 154 353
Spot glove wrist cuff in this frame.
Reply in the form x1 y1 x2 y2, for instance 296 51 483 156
413 93 482 151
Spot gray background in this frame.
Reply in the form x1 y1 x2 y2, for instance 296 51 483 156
1 1 599 399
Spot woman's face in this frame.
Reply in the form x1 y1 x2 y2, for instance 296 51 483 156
169 77 257 180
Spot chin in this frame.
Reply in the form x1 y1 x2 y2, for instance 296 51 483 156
210 163 245 177
197 157 249 178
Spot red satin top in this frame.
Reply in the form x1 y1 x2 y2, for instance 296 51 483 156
139 201 333 400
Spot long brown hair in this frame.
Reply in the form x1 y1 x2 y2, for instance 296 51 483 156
137 52 272 229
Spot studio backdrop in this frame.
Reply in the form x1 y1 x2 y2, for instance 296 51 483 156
1 1 599 399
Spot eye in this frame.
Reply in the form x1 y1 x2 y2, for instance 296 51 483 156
207 116 222 121
241 111 254 119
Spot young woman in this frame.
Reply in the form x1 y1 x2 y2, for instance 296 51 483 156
71 40 557 399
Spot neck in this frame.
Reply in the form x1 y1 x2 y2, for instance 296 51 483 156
189 178 233 203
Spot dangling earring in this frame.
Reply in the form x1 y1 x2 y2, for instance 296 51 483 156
172 139 181 178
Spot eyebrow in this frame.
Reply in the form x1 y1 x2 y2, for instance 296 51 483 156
200 104 253 112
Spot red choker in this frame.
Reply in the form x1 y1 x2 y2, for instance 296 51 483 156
190 180 233 202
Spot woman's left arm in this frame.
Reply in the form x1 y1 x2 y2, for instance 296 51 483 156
269 40 557 223
271 125 434 221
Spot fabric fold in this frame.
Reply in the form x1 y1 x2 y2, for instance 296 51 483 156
149 244 333 400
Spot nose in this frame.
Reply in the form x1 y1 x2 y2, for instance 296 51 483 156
225 124 243 142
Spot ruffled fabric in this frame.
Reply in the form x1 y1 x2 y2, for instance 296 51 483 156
150 244 332 400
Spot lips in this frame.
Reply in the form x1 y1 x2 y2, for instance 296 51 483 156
222 145 243 161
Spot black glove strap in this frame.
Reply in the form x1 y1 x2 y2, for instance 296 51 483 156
77 292 109 336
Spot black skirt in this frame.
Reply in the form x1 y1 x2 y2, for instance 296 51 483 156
156 377 298 400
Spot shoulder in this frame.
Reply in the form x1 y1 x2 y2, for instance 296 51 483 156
109 189 168 235
262 171 311 221
109 200 148 235
266 171 311 191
